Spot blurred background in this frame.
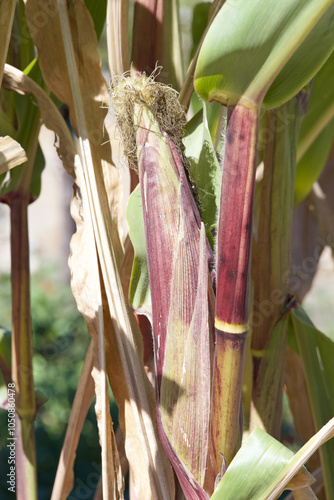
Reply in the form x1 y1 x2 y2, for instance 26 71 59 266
0 1 333 499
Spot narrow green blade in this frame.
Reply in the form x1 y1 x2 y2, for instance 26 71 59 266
183 105 222 239
291 306 334 498
126 185 151 317
294 50 334 205
211 418 334 500
210 428 304 499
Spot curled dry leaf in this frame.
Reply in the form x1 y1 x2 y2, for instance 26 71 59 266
0 136 27 174
2 64 76 178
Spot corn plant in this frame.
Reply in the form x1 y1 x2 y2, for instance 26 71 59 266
1 0 334 499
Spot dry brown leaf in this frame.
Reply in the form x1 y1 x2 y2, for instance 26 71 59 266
70 167 173 499
0 136 27 174
106 0 130 83
69 169 124 500
24 0 124 263
23 1 175 497
2 64 76 178
25 0 105 136
120 234 134 300
73 183 124 498
92 360 123 500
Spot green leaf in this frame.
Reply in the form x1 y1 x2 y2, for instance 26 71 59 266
190 2 211 62
291 306 334 498
29 141 45 199
0 326 11 370
0 327 11 405
0 91 44 198
294 120 334 206
294 51 334 206
163 0 184 90
183 105 222 241
210 427 310 500
84 0 107 39
16 0 35 70
211 415 334 500
188 97 224 150
287 314 299 354
194 0 334 108
205 100 226 152
263 9 334 109
126 185 151 316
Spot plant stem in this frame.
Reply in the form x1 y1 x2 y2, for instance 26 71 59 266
8 104 41 500
131 0 164 77
10 193 37 500
211 104 259 471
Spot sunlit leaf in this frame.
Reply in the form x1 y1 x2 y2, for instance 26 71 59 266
211 420 334 500
194 0 334 108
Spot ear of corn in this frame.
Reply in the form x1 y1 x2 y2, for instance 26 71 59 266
111 74 216 495
135 101 215 495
